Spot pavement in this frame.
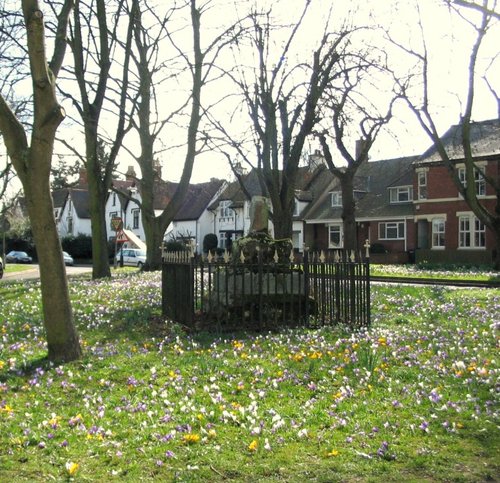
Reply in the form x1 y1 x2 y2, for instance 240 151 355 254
0 264 93 282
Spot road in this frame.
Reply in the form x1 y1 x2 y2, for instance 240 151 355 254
0 264 93 282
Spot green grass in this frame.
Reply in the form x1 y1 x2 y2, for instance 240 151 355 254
0 272 498 481
371 264 499 282
3 263 36 274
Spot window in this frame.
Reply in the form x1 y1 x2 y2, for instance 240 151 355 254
132 209 140 229
329 224 343 248
417 171 427 200
432 218 445 248
389 186 413 203
292 231 300 249
68 216 73 235
218 231 226 249
459 215 485 248
379 221 405 240
219 200 232 219
458 167 485 196
112 193 117 206
109 212 117 230
331 192 342 207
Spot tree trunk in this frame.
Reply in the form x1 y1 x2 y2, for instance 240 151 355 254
25 168 82 362
86 134 112 279
272 204 293 241
142 215 164 270
341 174 357 251
0 0 82 363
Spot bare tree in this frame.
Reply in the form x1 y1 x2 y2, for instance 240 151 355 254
216 5 353 240
391 0 500 269
316 48 395 250
119 0 239 270
0 0 82 362
59 0 135 278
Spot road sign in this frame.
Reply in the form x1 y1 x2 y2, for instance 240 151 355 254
116 230 129 243
111 217 123 232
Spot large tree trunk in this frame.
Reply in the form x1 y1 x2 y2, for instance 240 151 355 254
25 165 82 362
0 0 82 362
142 216 165 270
86 134 111 279
272 204 293 241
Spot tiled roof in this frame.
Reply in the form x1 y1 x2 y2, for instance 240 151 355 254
304 156 418 222
52 189 68 209
173 179 225 221
70 189 91 219
418 118 500 163
209 165 327 210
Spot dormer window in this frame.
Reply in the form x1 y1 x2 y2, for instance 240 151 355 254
330 191 342 207
389 186 413 203
219 200 232 218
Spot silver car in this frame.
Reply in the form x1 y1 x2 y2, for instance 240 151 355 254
115 248 146 267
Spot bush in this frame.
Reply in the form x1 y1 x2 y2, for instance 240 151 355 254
61 234 93 259
203 233 218 254
164 239 186 252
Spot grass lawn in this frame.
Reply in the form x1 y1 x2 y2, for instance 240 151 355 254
371 264 500 282
2 263 37 274
0 272 498 482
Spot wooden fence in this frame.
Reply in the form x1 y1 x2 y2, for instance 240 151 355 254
162 249 370 331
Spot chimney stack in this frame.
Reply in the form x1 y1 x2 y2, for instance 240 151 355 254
355 139 369 162
125 165 137 181
78 168 88 187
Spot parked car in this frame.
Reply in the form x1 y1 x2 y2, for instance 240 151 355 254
63 251 74 266
5 250 33 263
0 256 3 279
115 248 146 268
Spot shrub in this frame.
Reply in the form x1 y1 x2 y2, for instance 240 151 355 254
61 234 93 259
203 233 218 254
164 239 186 252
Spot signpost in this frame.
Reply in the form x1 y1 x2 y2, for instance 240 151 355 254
111 217 124 268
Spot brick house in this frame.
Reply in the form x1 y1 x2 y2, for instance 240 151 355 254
302 156 419 262
413 119 499 265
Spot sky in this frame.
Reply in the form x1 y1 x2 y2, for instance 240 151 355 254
1 0 499 192
157 0 500 183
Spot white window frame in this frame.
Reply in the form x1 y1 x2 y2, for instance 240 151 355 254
432 218 445 249
378 221 405 240
328 223 343 248
458 214 486 249
218 231 227 249
330 191 342 207
132 209 140 229
458 166 485 197
417 170 427 200
389 186 413 204
219 200 233 219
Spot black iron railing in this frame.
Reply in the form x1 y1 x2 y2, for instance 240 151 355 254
162 249 370 331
